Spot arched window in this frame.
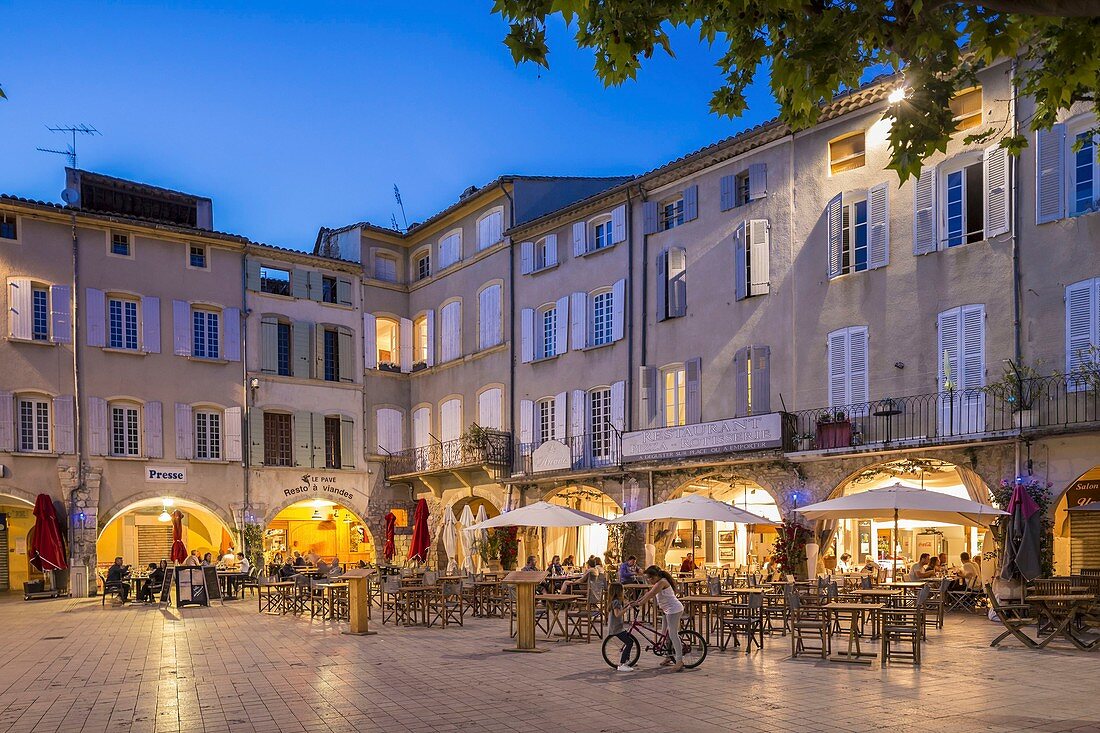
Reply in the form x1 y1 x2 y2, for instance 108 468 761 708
376 317 400 370
477 207 504 251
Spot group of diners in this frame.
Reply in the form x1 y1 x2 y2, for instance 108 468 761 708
274 550 348 580
101 546 253 604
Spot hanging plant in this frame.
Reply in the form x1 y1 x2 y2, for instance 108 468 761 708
990 478 1055 578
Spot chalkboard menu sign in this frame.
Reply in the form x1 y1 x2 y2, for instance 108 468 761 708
158 567 176 606
203 566 222 602
176 567 207 607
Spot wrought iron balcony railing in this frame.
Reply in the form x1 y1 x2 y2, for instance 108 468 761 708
383 430 513 480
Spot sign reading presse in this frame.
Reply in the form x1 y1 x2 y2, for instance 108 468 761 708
621 414 784 462
145 466 187 483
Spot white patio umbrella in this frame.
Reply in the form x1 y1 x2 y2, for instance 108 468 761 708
797 482 1008 571
473 505 489 572
441 507 458 574
466 501 605 567
457 504 476 572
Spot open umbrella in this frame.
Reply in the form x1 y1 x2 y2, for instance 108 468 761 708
466 501 604 567
458 504 476 572
441 507 458 573
383 511 397 562
1000 483 1042 581
29 494 67 572
407 499 430 564
169 510 188 564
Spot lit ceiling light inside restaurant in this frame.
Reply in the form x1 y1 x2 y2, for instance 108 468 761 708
158 509 171 522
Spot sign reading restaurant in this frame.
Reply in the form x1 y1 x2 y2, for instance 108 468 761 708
621 414 784 463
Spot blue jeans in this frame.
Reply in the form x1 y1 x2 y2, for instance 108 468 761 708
614 631 637 664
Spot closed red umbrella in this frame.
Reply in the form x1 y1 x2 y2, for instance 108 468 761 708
29 494 67 572
170 510 188 564
383 511 396 562
407 499 430 564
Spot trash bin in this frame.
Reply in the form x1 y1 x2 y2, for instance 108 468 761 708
23 580 44 596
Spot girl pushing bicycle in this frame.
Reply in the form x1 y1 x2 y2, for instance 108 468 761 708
628 566 686 672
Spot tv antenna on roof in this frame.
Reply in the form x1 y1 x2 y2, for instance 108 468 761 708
36 123 100 169
393 184 409 232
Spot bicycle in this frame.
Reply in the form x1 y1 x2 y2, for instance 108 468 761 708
601 609 707 669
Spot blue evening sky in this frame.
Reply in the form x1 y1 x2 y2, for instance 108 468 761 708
0 1 779 250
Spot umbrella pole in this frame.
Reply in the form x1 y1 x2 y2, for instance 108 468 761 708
541 526 545 569
893 508 899 580
692 520 697 566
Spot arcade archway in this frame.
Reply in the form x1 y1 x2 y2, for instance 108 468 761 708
1054 465 1100 575
0 493 40 592
669 477 781 571
264 499 374 570
97 496 233 572
545 486 622 564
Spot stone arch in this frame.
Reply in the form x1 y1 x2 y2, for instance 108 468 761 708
0 487 41 508
99 490 236 532
261 492 371 529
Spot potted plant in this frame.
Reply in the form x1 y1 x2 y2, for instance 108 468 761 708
412 360 427 372
461 423 492 462
984 360 1044 428
489 527 519 570
795 433 814 451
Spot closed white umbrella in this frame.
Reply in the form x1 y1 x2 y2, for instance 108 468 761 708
474 505 489 572
441 507 458 574
458 504 476 572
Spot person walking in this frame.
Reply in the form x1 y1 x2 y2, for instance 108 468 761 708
630 566 685 672
607 584 636 672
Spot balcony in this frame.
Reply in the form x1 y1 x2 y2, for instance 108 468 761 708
383 430 513 493
514 434 622 477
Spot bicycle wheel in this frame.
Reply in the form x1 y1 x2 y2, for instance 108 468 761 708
601 633 641 668
677 630 708 669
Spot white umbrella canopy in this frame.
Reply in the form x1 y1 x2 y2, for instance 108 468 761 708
466 501 605 530
441 508 458 573
607 494 778 525
458 504 476 572
797 482 1008 527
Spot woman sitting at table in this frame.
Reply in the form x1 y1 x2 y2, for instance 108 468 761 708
679 553 698 575
562 555 575 569
861 556 879 574
547 555 564 576
836 553 852 572
560 558 601 594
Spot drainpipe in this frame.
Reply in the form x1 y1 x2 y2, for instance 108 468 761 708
639 186 650 368
69 205 87 587
240 248 252 552
624 188 635 430
498 182 517 495
1009 57 1023 479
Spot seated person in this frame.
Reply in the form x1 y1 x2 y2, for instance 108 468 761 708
937 553 949 573
105 557 132 602
328 557 342 577
679 553 698 575
238 554 252 575
912 555 939 580
183 550 201 567
547 555 564 576
136 562 161 603
279 561 297 579
521 555 539 572
861 556 879 574
618 555 641 584
316 559 332 577
293 552 307 567
562 555 575 569
201 552 214 567
836 553 852 572
950 552 981 590
561 558 601 594
221 547 237 565
907 553 931 581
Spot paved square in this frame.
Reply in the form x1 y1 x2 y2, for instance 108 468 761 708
0 596 1097 733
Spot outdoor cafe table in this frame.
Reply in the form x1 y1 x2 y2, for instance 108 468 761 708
217 571 245 600
397 585 432 626
825 602 885 664
312 581 349 620
257 580 294 615
680 595 727 644
1026 595 1100 651
538 593 579 640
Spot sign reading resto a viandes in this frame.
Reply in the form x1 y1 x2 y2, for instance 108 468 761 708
621 414 784 462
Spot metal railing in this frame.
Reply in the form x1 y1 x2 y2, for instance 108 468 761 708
514 433 622 474
788 373 1100 451
383 430 513 479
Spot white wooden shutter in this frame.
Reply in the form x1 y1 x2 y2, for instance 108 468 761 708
938 308 960 394
292 411 313 467
293 321 312 377
376 408 404 454
0 391 11 452
50 285 71 344
479 285 501 350
959 305 985 390
544 234 559 267
336 278 353 306
827 193 843 278
412 407 430 448
570 292 587 349
520 241 534 274
340 417 356 468
53 395 74 454
748 163 767 200
291 269 309 299
720 174 735 211
984 146 1011 238
245 259 261 291
224 406 242 461
555 295 569 355
748 220 770 296
733 347 749 417
733 222 748 301
1036 124 1066 225
682 185 699 222
569 390 586 441
172 300 191 356
639 366 657 428
610 380 626 432
313 324 325 378
684 358 702 425
478 388 502 430
827 329 850 408
144 401 163 458
553 392 567 440
223 307 241 362
751 346 771 414
307 271 323 302
425 310 435 367
520 308 534 363
248 408 264 466
1066 279 1099 380
84 287 106 347
848 327 869 407
611 204 627 243
867 183 890 270
643 201 658 234
440 399 462 442
338 327 355 381
363 313 377 370
656 248 668 320
441 301 461 362
260 316 278 373
612 278 625 341
174 403 193 460
572 221 587 257
87 397 108 456
519 399 533 444
913 167 938 255
8 278 32 340
667 248 687 317
400 317 413 372
141 295 159 353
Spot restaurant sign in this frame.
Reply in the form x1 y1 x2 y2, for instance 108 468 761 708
282 473 359 503
621 413 784 463
1065 477 1100 509
531 440 572 473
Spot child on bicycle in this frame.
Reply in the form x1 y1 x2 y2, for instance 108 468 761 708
607 583 636 672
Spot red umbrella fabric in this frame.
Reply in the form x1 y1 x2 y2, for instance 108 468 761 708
170 510 188 564
29 494 67 572
407 499 430 564
383 511 397 562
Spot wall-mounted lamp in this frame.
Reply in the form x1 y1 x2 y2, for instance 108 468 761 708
249 377 260 391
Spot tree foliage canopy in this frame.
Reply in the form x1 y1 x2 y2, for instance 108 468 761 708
492 1 1100 181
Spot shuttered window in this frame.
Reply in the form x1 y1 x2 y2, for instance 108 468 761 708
827 327 869 410
31 288 49 341
110 403 141 456
478 388 503 430
18 397 50 452
588 388 612 461
324 416 342 469
477 209 503 250
276 322 291 376
439 231 462 270
440 301 461 362
938 305 986 433
662 366 686 427
191 308 219 359
263 412 292 466
194 410 221 460
659 198 684 231
914 148 1009 254
440 399 462 443
1070 127 1100 216
374 254 398 283
108 298 139 350
1066 278 1100 388
540 305 557 359
415 251 431 281
537 398 555 443
376 408 404 454
591 217 613 250
590 291 614 346
478 284 502 350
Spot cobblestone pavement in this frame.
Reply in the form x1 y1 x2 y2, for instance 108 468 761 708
0 594 1098 733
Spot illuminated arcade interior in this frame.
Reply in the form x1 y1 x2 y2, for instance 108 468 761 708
666 479 781 570
545 487 622 563
97 497 232 571
264 499 374 568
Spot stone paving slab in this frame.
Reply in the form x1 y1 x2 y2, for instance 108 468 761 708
0 595 1097 733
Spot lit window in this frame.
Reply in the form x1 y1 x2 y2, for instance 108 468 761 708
111 233 131 256
540 306 557 359
376 318 400 367
590 291 614 346
108 297 139 351
659 199 684 231
189 245 207 269
413 315 428 365
259 266 291 296
829 132 866 174
110 404 140 456
841 198 869 274
1 213 18 240
950 87 983 131
589 388 612 461
662 367 686 428
194 410 222 460
537 398 555 443
31 287 49 341
192 308 220 359
944 161 984 247
18 397 50 452
591 218 613 250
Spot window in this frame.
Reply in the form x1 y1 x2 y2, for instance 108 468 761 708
110 232 131 257
415 251 431 281
1071 130 1099 216
376 318 399 366
591 217 613 251
943 160 984 247
108 297 139 350
590 291 614 347
1036 118 1098 224
734 171 751 207
535 238 553 270
950 87 982 131
192 308 220 359
829 131 866 174
18 397 50 452
1066 278 1100 384
827 327 869 409
659 198 684 231
413 315 429 365
657 247 687 321
662 366 686 428
0 213 16 240
263 412 292 466
260 266 291 296
324 416 342 469
31 287 49 341
540 306 557 359
189 245 207 269
322 276 338 304
438 231 461 270
477 209 503 250
734 347 770 416
194 410 222 460
537 398 555 443
276 322 291 376
374 253 398 283
110 403 140 456
842 197 869 273
440 301 461 362
323 327 340 381
478 284 502 350
589 388 612 460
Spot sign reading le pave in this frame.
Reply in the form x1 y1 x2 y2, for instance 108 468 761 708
531 440 572 473
621 413 784 462
282 473 357 502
